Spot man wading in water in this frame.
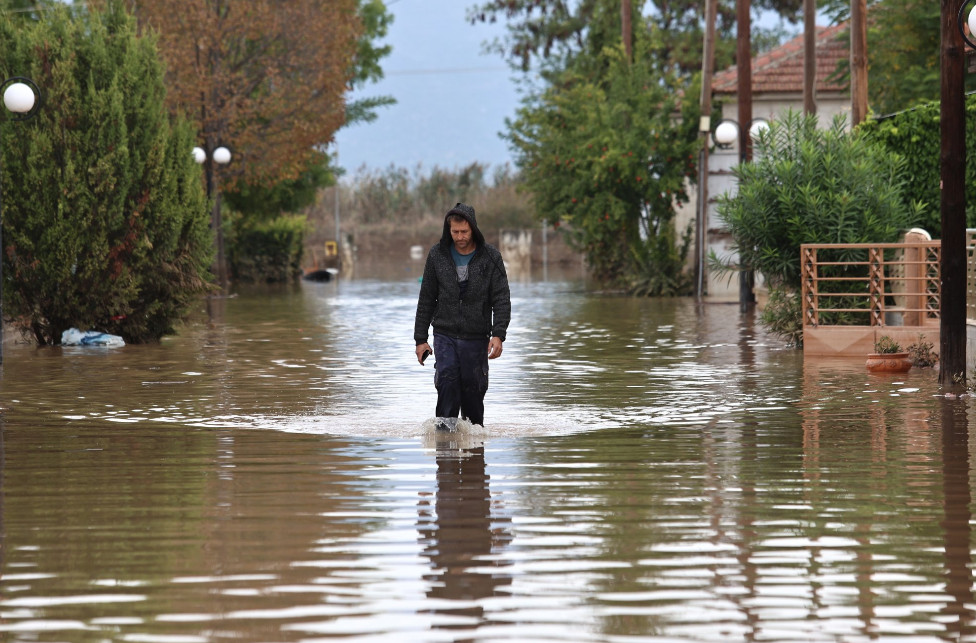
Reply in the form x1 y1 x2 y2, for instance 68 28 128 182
414 203 511 429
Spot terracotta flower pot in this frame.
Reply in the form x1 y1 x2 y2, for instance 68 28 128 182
865 352 912 373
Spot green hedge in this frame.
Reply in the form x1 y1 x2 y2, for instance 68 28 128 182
859 95 976 233
228 215 306 284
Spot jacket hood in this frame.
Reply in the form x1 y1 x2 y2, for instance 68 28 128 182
440 202 486 249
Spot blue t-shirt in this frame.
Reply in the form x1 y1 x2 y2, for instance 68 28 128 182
451 246 474 298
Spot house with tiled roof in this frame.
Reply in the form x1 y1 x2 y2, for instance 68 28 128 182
711 22 850 105
685 23 851 302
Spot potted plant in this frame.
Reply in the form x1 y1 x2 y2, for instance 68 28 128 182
866 335 912 373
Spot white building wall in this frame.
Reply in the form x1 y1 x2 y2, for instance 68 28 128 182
686 92 852 302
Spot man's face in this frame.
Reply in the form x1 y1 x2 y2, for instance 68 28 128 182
451 219 473 253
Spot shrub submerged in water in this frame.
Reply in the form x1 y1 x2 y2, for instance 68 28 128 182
712 109 926 347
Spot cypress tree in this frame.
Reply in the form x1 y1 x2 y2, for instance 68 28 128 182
0 1 211 344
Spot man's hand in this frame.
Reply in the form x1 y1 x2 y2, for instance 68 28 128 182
488 336 503 359
416 343 433 365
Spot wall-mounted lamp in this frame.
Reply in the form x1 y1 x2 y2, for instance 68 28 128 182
712 118 770 150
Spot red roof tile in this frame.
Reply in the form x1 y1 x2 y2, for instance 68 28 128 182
712 23 849 95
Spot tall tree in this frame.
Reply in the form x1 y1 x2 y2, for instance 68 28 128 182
223 0 395 218
507 36 700 291
822 0 976 116
469 0 802 76
0 1 212 344
127 0 360 191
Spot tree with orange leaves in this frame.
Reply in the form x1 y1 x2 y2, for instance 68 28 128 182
127 0 361 192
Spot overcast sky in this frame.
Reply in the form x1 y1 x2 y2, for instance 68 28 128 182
334 0 523 179
334 1 807 180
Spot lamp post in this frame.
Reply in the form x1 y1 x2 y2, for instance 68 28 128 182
192 144 232 288
0 77 41 366
333 143 341 270
711 117 769 312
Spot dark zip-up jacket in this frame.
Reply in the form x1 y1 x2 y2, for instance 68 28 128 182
414 204 511 345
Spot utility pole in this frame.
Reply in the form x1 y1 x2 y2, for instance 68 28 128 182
696 0 719 299
940 0 967 384
737 0 752 164
803 0 817 115
736 0 755 311
850 0 868 125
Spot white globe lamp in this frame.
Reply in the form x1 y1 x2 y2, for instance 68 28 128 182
749 119 770 140
213 146 231 165
713 120 738 148
3 82 35 114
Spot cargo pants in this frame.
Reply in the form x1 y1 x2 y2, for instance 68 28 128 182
432 333 490 426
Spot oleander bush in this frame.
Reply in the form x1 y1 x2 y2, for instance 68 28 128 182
712 110 926 346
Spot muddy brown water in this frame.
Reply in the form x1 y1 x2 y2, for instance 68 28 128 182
0 274 972 642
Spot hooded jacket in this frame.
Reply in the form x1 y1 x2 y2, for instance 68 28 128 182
414 203 511 344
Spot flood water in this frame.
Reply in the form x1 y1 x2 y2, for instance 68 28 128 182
1 273 974 642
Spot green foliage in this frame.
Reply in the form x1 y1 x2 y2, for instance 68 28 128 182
628 221 693 296
468 0 794 76
859 95 976 233
714 110 925 292
874 335 902 354
906 333 937 368
759 289 803 347
0 1 212 344
822 0 976 115
507 34 699 292
225 150 333 220
228 215 306 284
344 0 395 126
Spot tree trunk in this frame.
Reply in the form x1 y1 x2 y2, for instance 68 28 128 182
621 0 632 62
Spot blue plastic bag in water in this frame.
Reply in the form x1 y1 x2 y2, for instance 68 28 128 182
61 328 125 347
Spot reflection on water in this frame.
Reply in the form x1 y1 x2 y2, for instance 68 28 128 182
940 399 974 639
1 278 975 641
417 442 512 632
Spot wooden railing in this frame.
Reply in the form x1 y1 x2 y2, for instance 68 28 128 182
801 242 941 329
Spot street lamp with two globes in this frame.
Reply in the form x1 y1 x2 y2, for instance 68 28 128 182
712 117 770 159
192 144 232 288
710 116 770 311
